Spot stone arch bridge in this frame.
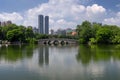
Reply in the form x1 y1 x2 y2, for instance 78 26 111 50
38 38 77 45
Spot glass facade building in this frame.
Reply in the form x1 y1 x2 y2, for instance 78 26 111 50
38 15 49 34
45 16 49 34
38 15 44 34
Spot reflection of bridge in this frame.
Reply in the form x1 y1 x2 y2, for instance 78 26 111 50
38 38 77 45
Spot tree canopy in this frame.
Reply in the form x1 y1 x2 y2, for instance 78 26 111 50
76 21 120 44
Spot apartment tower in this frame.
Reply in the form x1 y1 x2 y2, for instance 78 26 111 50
38 15 49 34
38 15 44 34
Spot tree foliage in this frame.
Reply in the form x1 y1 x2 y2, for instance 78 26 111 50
76 21 120 44
0 24 37 44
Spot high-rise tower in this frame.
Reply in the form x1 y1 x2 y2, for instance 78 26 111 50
38 15 44 34
38 15 49 34
45 16 49 34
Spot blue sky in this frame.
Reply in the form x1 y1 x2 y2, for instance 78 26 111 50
0 0 48 12
0 0 119 12
93 0 120 11
0 0 120 30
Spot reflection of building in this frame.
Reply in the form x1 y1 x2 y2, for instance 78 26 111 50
38 15 49 34
39 47 49 66
45 47 49 65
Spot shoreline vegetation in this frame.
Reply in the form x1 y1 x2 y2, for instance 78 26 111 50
76 21 120 44
0 21 120 45
0 23 77 45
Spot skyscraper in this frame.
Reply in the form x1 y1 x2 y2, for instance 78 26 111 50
38 15 44 34
0 21 1 26
38 15 49 34
45 16 49 34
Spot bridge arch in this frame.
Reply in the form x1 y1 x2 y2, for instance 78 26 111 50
53 40 59 45
48 40 52 45
43 41 47 44
60 40 65 45
38 38 77 45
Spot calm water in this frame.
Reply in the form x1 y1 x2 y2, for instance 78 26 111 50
0 44 120 80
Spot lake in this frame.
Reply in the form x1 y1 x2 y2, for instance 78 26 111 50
0 44 120 80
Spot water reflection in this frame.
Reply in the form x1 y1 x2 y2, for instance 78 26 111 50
0 45 35 62
76 45 120 65
0 45 120 80
39 46 49 66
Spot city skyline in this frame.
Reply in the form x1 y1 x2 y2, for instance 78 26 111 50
0 0 120 30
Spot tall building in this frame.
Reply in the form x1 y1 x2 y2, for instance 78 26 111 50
0 21 12 26
6 21 12 25
38 15 44 34
38 15 49 34
0 21 1 26
45 16 49 34
1 22 6 26
50 29 54 35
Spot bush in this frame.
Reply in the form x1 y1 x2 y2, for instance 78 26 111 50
89 38 97 44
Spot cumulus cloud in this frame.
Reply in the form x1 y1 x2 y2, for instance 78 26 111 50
22 0 106 30
0 12 23 25
103 12 120 26
1 0 119 30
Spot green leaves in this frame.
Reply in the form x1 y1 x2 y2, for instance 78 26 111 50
7 29 24 42
76 21 120 44
96 27 113 43
0 23 37 44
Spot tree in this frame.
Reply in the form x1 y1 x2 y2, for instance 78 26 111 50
96 26 113 44
76 21 94 43
25 27 34 39
7 29 24 42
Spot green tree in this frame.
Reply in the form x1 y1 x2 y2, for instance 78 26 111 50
7 29 24 42
96 26 113 44
77 21 94 43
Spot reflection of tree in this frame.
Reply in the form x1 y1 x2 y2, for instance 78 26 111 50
76 45 120 65
38 46 49 66
76 45 92 65
0 45 36 62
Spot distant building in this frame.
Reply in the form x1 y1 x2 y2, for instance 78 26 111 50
38 15 44 34
50 29 54 35
45 16 49 34
71 31 77 36
0 21 12 26
53 28 77 36
1 22 6 26
0 21 1 26
38 15 49 34
56 29 66 35
6 21 12 25
33 27 39 33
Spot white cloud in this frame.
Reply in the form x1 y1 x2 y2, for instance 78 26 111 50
0 12 23 25
103 12 120 26
21 0 106 30
86 4 106 14
1 0 119 30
